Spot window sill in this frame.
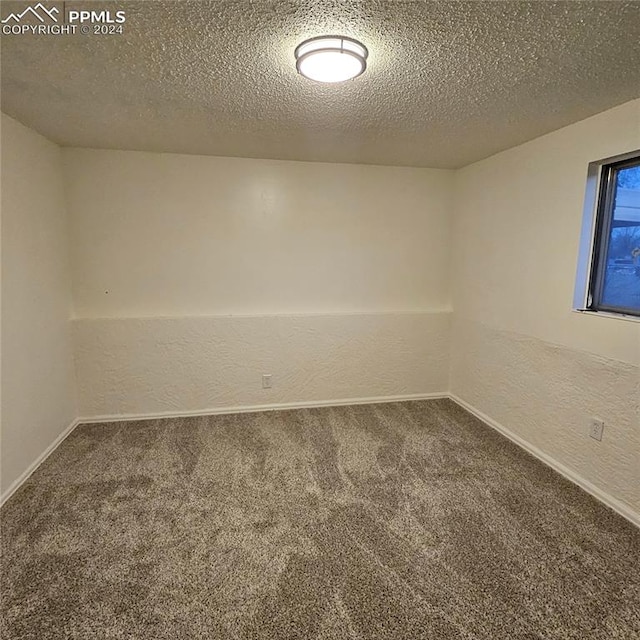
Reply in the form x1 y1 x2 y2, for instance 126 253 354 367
572 308 640 323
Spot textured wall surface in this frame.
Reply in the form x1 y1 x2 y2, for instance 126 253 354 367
452 99 640 364
451 320 639 515
66 148 453 421
73 312 450 417
3 1 640 168
64 149 452 318
450 101 640 519
4 96 639 525
0 114 77 494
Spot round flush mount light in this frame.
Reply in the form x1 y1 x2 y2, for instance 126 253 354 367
295 36 368 83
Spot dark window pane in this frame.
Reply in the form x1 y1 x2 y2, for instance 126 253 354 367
600 164 640 312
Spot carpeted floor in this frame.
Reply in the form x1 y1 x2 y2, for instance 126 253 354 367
1 399 639 639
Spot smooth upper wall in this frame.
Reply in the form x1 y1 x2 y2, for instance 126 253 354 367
1 114 77 498
450 99 640 520
64 150 453 318
64 150 453 416
452 99 640 365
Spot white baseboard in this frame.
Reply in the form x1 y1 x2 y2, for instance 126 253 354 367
0 392 449 507
449 394 640 529
0 393 447 505
76 392 449 424
4 392 638 531
0 417 81 507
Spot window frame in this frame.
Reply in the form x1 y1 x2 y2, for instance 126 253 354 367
574 150 640 319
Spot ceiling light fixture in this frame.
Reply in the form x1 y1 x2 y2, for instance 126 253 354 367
295 36 368 83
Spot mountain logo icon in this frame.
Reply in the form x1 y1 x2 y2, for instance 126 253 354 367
1 3 59 23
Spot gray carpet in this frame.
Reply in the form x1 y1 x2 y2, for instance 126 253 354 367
1 399 639 639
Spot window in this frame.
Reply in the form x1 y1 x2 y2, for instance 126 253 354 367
575 152 640 318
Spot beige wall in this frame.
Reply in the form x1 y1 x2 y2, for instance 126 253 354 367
450 99 640 518
64 150 453 317
2 100 639 521
73 312 450 417
64 150 453 415
1 114 77 498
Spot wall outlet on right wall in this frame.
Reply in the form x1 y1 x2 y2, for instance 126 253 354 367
589 418 604 442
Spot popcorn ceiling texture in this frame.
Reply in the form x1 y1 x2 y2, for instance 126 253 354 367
450 320 640 518
72 312 451 417
2 1 640 168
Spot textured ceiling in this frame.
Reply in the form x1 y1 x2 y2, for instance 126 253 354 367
2 0 640 169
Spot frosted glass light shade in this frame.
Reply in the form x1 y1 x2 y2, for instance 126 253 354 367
295 36 368 83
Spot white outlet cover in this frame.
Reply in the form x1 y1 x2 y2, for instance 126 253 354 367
589 419 604 441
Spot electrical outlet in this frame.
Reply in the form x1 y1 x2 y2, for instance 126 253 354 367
589 418 604 442
262 374 272 389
